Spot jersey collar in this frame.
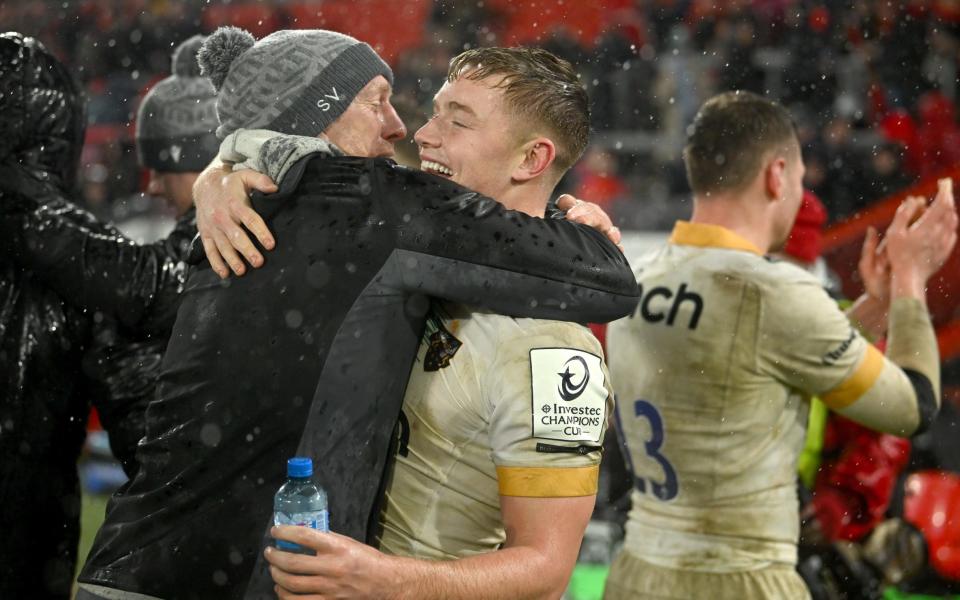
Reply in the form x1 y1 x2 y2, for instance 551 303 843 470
669 221 765 256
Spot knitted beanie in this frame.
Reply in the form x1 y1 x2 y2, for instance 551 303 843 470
197 27 393 140
136 35 220 172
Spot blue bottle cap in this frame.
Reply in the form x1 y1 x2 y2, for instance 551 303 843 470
287 457 313 478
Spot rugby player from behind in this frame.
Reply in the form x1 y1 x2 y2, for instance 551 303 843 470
605 91 957 599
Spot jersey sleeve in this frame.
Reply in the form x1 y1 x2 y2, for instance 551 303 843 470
761 276 933 436
484 323 613 498
757 275 883 409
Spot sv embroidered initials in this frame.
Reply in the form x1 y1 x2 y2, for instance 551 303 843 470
316 87 341 112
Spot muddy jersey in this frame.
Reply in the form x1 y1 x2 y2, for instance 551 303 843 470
378 304 614 560
607 221 884 572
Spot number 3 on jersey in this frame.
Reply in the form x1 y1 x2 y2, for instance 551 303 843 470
615 398 678 501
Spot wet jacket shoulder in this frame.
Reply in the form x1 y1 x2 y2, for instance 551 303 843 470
272 155 639 323
0 164 194 337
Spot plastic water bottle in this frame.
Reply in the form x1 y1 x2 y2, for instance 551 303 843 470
273 457 329 553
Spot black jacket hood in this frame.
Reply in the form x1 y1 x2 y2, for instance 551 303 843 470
0 32 85 191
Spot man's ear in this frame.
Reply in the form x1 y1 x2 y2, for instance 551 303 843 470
764 156 787 202
512 137 556 183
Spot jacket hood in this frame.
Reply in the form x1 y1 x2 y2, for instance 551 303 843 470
0 32 85 190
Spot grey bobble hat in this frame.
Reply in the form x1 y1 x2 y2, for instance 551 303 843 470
197 27 394 140
136 35 220 172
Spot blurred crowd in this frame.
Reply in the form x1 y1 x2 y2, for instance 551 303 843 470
3 0 960 230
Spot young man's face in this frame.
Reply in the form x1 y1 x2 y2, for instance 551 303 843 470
324 75 406 158
414 74 528 202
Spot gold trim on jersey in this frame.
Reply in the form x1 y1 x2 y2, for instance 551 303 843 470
669 221 764 256
496 465 599 497
821 344 885 409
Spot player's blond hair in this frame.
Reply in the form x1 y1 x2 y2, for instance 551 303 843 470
447 47 589 174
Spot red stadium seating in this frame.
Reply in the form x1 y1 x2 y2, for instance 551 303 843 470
197 1 430 66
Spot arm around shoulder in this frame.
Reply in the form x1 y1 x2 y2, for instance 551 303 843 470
379 163 639 324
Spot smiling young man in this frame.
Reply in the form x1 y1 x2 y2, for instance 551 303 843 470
263 47 615 600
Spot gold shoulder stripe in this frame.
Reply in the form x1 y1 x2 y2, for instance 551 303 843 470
496 465 599 497
822 344 885 409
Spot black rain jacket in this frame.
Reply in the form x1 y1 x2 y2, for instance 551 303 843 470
0 32 196 598
80 153 641 599
0 32 95 600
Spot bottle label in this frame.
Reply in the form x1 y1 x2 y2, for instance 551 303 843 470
273 509 330 552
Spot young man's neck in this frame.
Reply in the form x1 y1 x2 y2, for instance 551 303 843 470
689 190 776 254
497 177 555 218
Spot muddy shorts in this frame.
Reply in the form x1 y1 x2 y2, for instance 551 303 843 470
604 551 811 600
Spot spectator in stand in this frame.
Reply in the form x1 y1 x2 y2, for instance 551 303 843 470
875 1 930 110
804 418 912 543
880 109 922 177
821 115 867 220
917 89 960 178
718 17 765 94
776 190 840 294
574 147 629 214
782 6 839 114
591 24 656 132
863 141 913 203
922 27 958 99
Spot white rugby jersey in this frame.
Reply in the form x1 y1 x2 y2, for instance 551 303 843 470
378 304 614 560
607 221 883 572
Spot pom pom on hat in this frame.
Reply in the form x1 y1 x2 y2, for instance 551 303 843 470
171 34 206 78
198 26 256 92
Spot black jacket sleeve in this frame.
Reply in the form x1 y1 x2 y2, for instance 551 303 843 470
375 160 639 323
81 321 165 479
1 177 194 336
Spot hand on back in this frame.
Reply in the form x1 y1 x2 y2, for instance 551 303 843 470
556 194 623 252
193 163 277 278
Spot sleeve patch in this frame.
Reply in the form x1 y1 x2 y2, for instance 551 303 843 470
822 328 857 365
822 344 885 409
530 348 607 443
497 465 599 497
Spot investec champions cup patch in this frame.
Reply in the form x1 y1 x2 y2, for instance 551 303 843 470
530 348 607 443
